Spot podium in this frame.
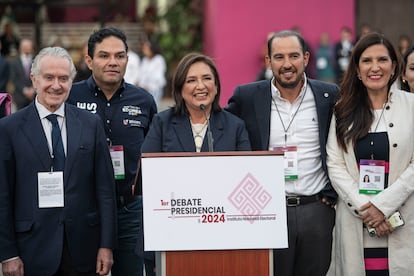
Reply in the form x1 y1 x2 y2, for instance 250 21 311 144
155 249 272 276
141 151 287 276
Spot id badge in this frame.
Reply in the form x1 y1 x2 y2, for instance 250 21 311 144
273 146 298 181
38 171 64 208
359 159 385 194
110 145 125 180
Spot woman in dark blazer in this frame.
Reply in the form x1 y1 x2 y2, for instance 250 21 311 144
140 52 251 275
142 53 251 153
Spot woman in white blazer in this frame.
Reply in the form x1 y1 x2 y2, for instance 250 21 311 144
327 33 414 275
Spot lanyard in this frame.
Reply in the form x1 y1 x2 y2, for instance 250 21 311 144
271 86 307 145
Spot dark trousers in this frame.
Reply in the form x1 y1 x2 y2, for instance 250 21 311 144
144 252 156 276
274 200 335 276
54 235 97 276
111 198 143 276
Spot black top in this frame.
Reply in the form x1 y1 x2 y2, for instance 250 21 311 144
355 132 389 188
67 76 157 196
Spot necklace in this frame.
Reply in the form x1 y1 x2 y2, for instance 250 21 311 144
191 119 208 151
369 102 387 159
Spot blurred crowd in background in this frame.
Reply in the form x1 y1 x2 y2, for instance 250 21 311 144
256 24 413 86
0 2 413 113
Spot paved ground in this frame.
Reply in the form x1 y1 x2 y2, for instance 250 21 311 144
0 266 152 275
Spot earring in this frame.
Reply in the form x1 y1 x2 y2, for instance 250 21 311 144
403 79 407 83
357 75 361 80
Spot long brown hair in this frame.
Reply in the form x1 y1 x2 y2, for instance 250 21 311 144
335 32 402 151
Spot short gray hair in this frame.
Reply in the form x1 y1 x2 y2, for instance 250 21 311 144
31 47 77 80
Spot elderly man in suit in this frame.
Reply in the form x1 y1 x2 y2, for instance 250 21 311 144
0 46 117 276
226 30 338 276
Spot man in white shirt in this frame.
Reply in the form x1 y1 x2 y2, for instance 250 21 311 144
227 30 338 276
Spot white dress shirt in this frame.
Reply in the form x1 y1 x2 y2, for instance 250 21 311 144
35 98 67 158
269 76 328 196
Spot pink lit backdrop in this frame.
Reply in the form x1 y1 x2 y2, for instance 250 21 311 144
203 0 355 106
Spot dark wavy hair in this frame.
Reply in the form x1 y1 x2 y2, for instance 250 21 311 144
335 32 402 151
172 53 222 115
401 45 414 92
87 27 128 58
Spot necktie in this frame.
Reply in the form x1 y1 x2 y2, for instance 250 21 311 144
46 114 65 171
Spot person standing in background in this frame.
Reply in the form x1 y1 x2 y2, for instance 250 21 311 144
291 26 315 78
73 43 92 82
124 47 141 87
66 26 157 276
315 32 336 83
397 34 412 57
0 46 116 276
256 32 275 81
334 26 354 84
0 22 19 57
137 39 167 106
226 30 338 276
400 46 414 92
0 41 10 92
9 38 35 110
355 23 372 42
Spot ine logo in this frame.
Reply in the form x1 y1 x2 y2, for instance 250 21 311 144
228 173 272 223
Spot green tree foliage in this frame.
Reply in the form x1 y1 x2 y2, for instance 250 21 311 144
158 0 203 71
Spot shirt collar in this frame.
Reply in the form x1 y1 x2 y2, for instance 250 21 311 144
20 54 32 61
35 96 65 119
86 76 126 97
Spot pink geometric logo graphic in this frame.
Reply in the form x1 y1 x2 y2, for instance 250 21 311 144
228 173 272 223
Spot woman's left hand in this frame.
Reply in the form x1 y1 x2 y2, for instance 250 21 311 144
360 201 385 228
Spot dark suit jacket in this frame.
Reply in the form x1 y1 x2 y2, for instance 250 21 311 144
9 56 32 109
142 108 251 153
226 79 338 201
0 103 117 275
